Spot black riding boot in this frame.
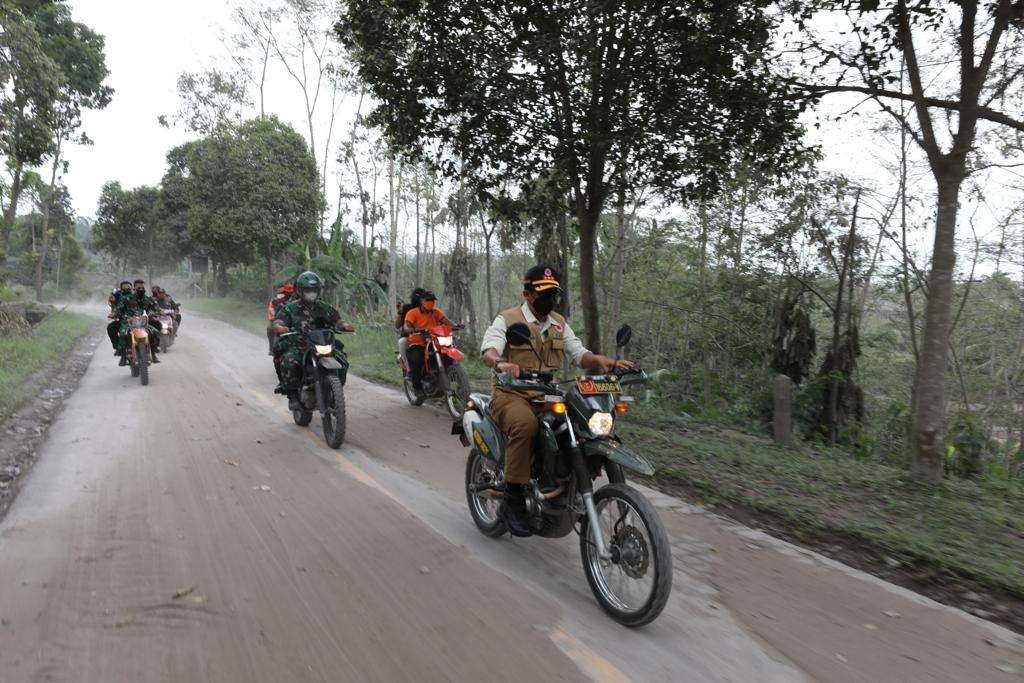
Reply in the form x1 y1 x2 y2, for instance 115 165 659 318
500 483 533 537
118 350 127 367
287 390 302 412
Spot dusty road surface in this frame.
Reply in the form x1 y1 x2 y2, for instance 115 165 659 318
1 310 1022 682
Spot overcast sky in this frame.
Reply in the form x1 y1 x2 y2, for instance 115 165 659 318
56 1 1020 277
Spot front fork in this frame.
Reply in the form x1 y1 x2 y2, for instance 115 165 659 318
434 346 452 393
564 416 611 560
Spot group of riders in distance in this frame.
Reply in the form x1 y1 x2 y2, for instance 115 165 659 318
105 279 181 385
106 263 674 625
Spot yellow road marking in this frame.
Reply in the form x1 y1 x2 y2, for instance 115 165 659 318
550 628 633 683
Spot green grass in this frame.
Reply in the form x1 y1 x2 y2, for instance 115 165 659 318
188 295 1024 601
183 296 491 389
0 310 94 419
619 404 1024 599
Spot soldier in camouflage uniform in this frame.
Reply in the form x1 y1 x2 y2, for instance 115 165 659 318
114 279 162 365
271 271 355 411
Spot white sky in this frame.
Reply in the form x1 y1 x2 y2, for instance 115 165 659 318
58 1 1021 278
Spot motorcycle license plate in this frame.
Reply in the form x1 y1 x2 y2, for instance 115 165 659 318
577 378 621 395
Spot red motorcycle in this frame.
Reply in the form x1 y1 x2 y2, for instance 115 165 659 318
398 324 471 418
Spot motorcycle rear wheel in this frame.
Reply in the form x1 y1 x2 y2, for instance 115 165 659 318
321 375 346 449
445 364 471 419
465 450 506 537
580 483 672 627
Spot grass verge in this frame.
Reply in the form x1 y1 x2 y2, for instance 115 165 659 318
620 404 1024 604
187 295 1024 623
0 309 94 419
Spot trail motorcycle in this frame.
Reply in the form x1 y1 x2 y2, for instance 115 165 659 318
279 327 351 449
398 324 471 419
117 314 153 386
454 323 672 626
154 308 178 352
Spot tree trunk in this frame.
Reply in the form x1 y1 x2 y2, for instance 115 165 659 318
576 208 601 353
912 174 963 484
387 154 399 317
35 140 63 302
414 171 421 284
1 162 24 261
480 212 494 322
606 184 628 346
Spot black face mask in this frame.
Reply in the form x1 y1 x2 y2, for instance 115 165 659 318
533 292 558 316
135 288 145 296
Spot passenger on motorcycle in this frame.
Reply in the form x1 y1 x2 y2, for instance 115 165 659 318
114 280 162 365
107 281 133 352
271 271 354 412
266 283 294 355
403 291 454 395
397 287 426 372
479 265 634 536
153 286 181 324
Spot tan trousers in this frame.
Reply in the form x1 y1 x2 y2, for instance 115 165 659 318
489 389 545 484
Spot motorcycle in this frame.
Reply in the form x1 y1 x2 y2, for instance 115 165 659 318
454 323 672 626
398 324 471 419
279 326 351 449
154 308 178 352
117 314 153 386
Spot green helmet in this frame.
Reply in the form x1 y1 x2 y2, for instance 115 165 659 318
295 271 323 302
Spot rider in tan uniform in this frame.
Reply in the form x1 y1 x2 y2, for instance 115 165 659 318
479 265 633 536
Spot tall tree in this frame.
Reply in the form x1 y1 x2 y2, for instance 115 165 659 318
173 117 323 297
792 0 1024 483
0 2 61 260
339 0 805 351
27 1 111 299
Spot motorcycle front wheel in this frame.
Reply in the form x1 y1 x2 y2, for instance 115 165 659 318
445 364 471 419
321 375 346 449
403 376 425 407
580 483 672 627
465 450 506 537
139 341 150 386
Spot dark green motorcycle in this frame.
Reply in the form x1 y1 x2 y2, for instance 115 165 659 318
455 324 672 626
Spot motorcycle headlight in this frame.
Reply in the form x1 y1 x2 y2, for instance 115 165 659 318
130 320 145 328
436 335 453 346
162 324 171 332
315 344 334 356
587 411 614 437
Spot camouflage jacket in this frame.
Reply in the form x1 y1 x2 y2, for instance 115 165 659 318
274 299 343 346
115 293 159 320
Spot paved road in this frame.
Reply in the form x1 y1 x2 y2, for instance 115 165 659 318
0 310 1021 682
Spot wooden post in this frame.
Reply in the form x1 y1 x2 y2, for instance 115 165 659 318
773 374 793 445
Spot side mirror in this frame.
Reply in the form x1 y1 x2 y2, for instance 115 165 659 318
506 322 532 346
615 324 633 349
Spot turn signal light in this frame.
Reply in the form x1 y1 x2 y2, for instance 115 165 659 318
614 402 629 414
551 402 567 414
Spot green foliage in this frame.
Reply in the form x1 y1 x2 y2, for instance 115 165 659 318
165 116 323 293
93 181 186 278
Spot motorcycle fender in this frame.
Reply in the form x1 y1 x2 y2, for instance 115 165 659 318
440 346 465 362
537 420 558 457
471 414 504 467
583 439 655 477
132 328 149 341
318 356 343 370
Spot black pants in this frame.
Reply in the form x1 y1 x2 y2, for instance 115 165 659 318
406 344 426 386
106 320 120 349
267 329 276 354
